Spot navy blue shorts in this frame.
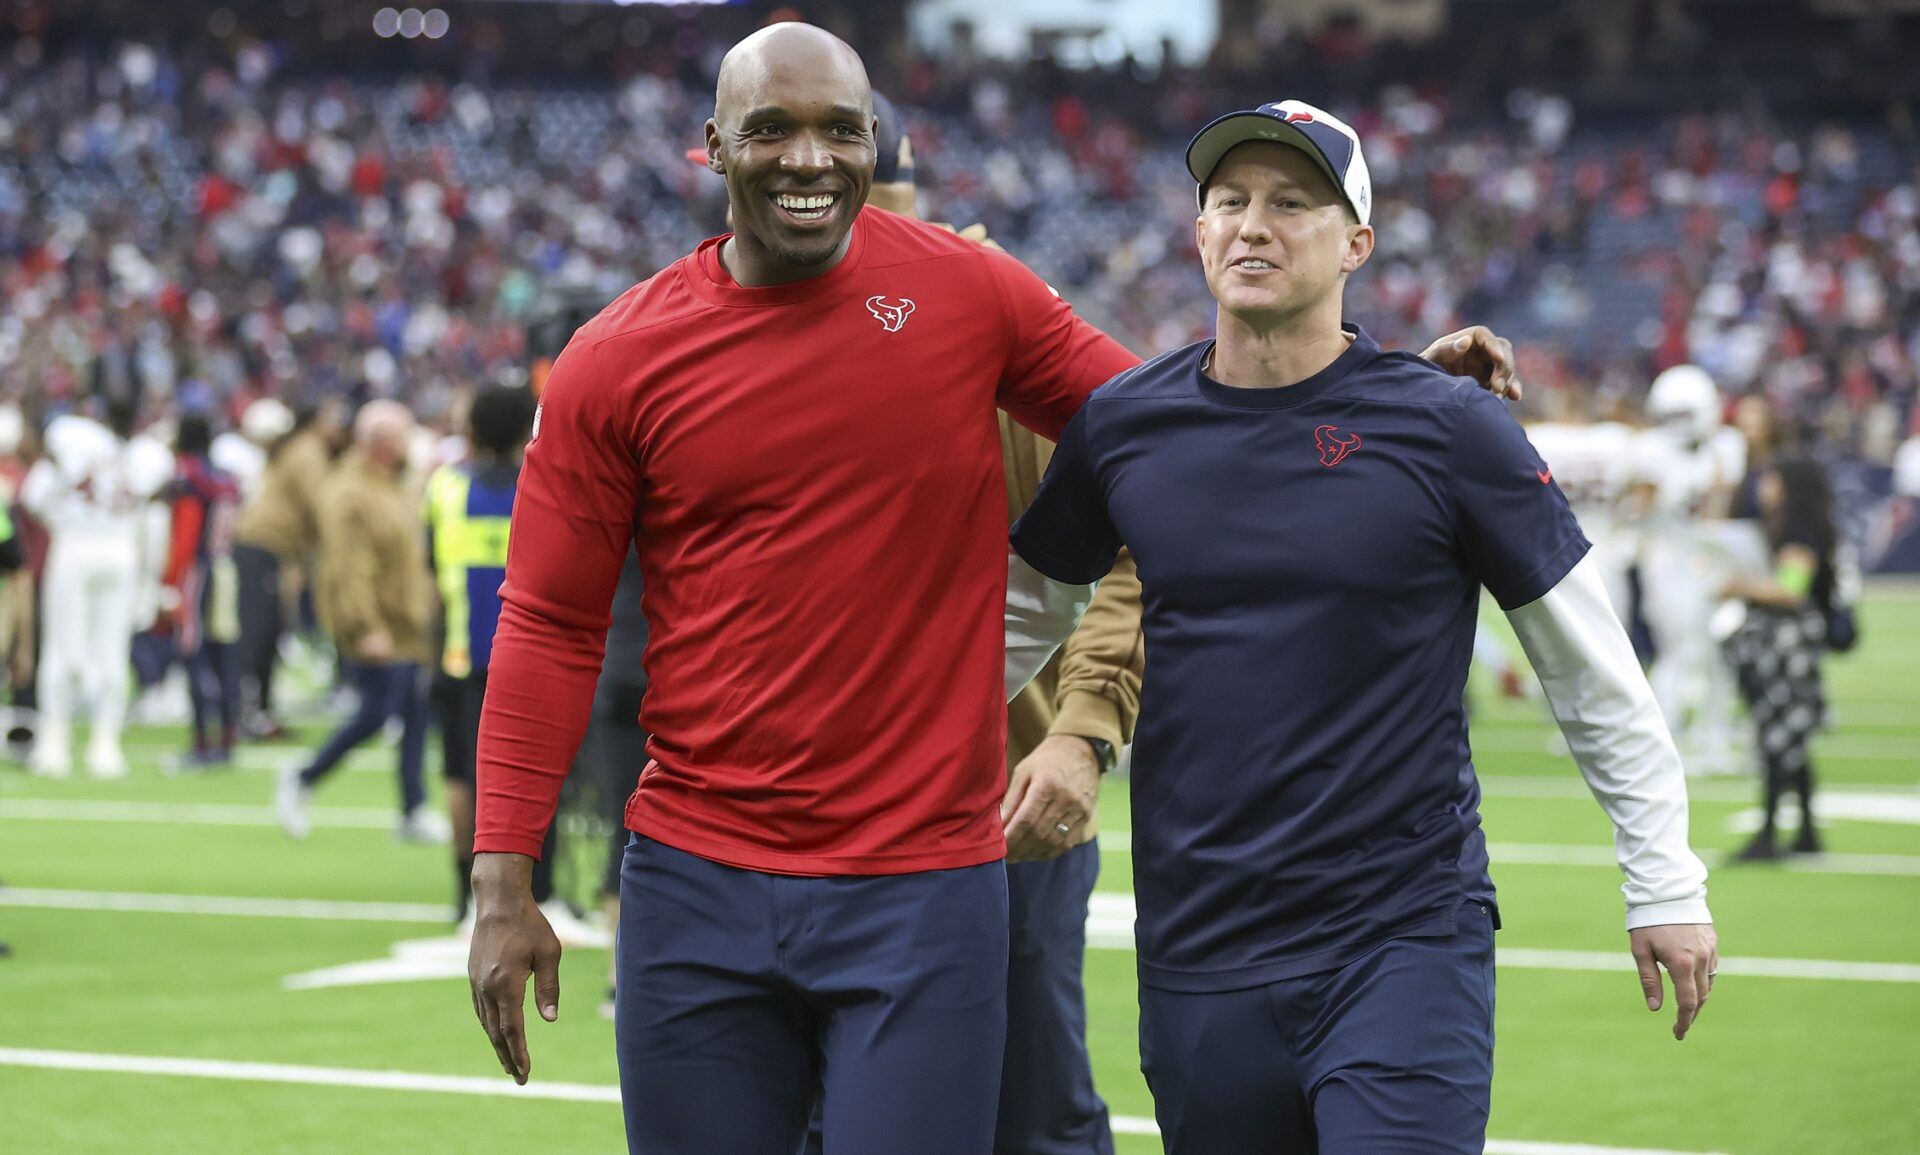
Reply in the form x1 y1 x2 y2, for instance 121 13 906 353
614 835 1010 1155
1139 904 1496 1155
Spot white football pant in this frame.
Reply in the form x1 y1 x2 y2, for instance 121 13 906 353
34 535 139 776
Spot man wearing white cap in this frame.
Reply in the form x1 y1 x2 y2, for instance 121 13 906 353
1008 100 1718 1152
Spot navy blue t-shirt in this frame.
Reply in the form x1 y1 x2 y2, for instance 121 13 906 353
1010 326 1589 992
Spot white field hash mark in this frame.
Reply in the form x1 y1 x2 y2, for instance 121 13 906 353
1094 830 1920 876
5 887 1919 985
0 1047 1728 1154
0 887 448 923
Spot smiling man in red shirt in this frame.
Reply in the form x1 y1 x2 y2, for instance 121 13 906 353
468 24 1133 1154
467 22 1521 1154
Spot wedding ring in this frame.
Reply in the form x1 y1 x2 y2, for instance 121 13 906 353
1055 823 1072 835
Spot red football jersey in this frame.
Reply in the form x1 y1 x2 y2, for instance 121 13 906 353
474 208 1139 874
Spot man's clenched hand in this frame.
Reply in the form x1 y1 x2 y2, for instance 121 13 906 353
1421 326 1522 400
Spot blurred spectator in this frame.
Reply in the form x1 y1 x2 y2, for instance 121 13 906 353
232 401 340 738
1721 458 1841 861
277 399 437 842
161 411 244 769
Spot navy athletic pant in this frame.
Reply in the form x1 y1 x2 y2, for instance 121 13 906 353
998 839 1114 1154
299 660 428 816
615 834 1009 1155
800 837 1112 1155
1139 904 1496 1155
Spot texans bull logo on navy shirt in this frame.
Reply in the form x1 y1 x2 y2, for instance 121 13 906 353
1011 325 1589 991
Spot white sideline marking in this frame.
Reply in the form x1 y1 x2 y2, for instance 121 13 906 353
1488 841 1920 876
1479 776 1755 802
19 885 1919 984
1476 777 1920 807
1084 894 1920 980
6 781 1914 831
0 1048 1723 1154
1726 793 1920 829
1098 832 1920 877
1481 1147 1725 1155
1494 949 1920 984
284 931 611 991
1467 728 1919 761
0 1047 620 1103
0 799 393 829
0 887 447 923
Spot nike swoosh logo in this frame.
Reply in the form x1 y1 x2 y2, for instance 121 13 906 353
1537 468 1553 484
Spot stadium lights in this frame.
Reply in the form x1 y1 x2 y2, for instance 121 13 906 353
373 7 451 39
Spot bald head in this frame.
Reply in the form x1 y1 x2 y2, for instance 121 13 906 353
354 399 414 470
715 23 870 128
706 23 876 285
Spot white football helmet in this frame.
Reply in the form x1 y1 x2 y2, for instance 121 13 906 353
241 397 295 444
1646 364 1721 442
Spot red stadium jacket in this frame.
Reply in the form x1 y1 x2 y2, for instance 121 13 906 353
474 208 1139 874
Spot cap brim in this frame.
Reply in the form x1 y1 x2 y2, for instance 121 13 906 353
1185 113 1345 207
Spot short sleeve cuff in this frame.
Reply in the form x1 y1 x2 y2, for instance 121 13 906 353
1489 533 1592 612
1010 529 1109 586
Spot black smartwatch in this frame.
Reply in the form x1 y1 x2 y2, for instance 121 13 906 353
1079 736 1117 775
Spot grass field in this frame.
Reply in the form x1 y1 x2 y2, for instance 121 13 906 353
4 588 1920 1153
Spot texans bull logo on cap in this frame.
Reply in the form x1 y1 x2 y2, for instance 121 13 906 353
1185 99 1373 226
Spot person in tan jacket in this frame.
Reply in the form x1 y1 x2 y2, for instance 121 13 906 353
277 399 439 843
233 400 339 738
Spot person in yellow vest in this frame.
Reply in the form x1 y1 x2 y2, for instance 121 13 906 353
426 385 582 937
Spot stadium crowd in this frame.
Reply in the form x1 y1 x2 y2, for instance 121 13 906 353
0 33 1917 464
0 11 1901 1129
0 12 1913 850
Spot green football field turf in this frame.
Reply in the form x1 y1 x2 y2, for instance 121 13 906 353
3 587 1919 1153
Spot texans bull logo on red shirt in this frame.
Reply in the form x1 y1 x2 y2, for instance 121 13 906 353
865 295 916 333
1314 424 1362 467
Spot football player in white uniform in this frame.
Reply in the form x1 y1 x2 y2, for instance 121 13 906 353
20 397 174 778
1631 365 1750 776
1527 411 1643 618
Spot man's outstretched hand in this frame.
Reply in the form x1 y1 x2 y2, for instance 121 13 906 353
1630 922 1718 1041
468 852 562 1084
1421 327 1522 400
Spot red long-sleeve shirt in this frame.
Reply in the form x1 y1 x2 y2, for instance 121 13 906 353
474 208 1138 873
